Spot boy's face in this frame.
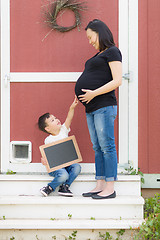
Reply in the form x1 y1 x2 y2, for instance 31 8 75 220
44 115 61 134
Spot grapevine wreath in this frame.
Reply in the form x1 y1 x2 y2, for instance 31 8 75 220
42 0 87 33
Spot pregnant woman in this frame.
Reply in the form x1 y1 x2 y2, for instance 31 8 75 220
75 19 122 199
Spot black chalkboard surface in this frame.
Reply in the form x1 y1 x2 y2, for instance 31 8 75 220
39 136 82 173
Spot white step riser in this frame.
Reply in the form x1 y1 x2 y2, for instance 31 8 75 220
0 203 143 220
0 195 144 220
0 228 144 240
0 219 145 230
0 179 141 196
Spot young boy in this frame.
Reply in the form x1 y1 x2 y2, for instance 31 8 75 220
38 96 81 197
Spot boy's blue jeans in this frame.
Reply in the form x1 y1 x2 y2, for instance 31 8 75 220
48 163 81 191
86 106 118 182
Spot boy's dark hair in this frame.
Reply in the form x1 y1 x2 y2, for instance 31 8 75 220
85 19 115 51
38 113 50 133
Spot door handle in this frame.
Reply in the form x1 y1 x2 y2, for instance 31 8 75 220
123 73 130 80
4 74 10 87
123 72 133 82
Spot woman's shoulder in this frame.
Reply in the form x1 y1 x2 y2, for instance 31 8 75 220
106 46 121 54
104 46 122 61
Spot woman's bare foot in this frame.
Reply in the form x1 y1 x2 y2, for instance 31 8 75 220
89 179 106 192
97 181 114 196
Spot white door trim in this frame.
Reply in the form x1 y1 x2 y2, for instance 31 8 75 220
1 0 138 173
119 0 129 168
119 0 138 171
1 0 10 173
128 0 138 170
10 72 82 82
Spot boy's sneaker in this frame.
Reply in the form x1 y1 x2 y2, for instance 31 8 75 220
40 185 53 197
58 184 73 197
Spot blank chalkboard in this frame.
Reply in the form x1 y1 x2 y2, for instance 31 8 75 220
39 136 82 173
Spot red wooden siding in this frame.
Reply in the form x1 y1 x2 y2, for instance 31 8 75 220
139 0 160 173
10 0 119 72
10 0 119 163
10 83 94 163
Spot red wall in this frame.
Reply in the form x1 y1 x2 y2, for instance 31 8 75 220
139 0 160 173
10 83 93 163
10 0 119 163
10 0 119 72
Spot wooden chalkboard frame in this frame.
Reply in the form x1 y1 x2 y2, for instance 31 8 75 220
39 135 82 173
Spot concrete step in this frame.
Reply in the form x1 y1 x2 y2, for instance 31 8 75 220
0 174 141 196
0 195 144 220
0 219 144 230
0 174 144 235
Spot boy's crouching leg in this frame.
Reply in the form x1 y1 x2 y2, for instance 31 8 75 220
64 163 81 188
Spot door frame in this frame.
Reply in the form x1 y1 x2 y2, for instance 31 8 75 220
119 0 138 171
0 0 138 173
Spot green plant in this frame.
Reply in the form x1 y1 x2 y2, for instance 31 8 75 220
36 235 40 240
65 230 77 240
90 217 95 220
115 229 125 240
134 193 160 239
52 236 56 240
50 218 56 220
99 231 113 240
68 213 72 219
99 230 125 240
6 169 16 175
10 237 15 240
125 166 144 184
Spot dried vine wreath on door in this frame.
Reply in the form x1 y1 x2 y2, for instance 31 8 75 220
42 0 87 33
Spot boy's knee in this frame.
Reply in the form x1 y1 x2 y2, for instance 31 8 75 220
73 163 81 175
58 169 69 183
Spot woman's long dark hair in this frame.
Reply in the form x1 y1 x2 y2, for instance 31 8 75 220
85 19 115 51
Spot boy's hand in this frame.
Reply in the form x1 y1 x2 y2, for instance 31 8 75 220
70 96 78 109
41 157 47 165
65 96 78 130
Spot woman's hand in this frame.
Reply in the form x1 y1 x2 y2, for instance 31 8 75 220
78 89 96 104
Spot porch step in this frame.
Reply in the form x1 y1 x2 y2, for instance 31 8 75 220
0 174 141 196
0 219 144 230
0 174 144 231
0 195 144 220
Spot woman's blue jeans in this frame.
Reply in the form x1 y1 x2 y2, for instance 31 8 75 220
86 106 118 182
48 163 81 191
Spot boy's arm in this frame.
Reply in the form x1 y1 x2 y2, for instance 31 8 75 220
65 96 78 130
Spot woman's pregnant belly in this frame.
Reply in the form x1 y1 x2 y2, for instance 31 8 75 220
75 71 107 98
